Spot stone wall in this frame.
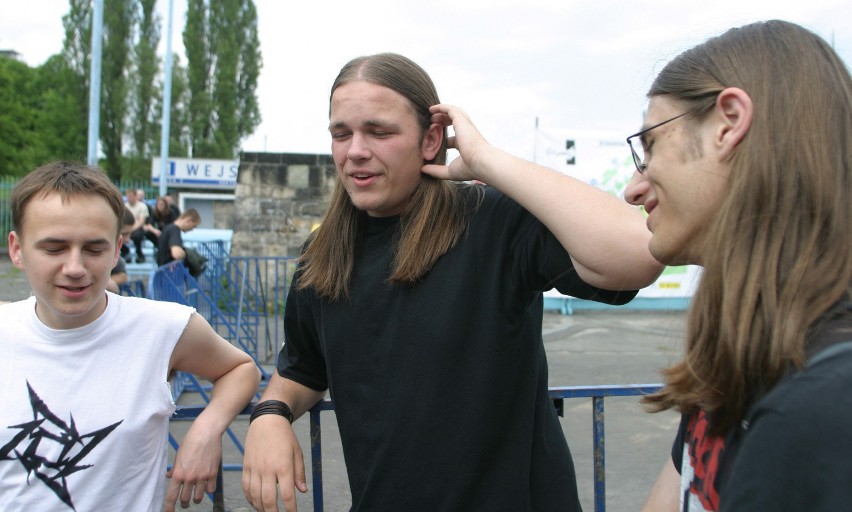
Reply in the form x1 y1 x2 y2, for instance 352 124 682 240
231 152 336 257
212 200 235 229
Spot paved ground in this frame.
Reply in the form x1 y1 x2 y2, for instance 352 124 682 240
1 254 685 511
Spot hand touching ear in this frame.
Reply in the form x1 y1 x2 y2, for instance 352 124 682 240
421 104 492 183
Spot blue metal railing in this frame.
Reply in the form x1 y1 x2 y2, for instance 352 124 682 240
174 384 662 512
150 259 270 379
548 384 663 512
156 254 293 368
118 279 148 297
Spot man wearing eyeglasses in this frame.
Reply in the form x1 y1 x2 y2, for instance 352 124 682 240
625 20 852 512
624 107 721 265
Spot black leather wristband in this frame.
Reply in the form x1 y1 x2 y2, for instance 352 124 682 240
249 400 294 424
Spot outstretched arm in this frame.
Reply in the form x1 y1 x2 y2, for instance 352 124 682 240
242 372 326 512
164 313 261 511
422 104 663 291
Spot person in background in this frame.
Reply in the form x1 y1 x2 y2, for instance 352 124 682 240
157 209 201 267
142 196 179 255
627 20 852 511
165 193 181 217
241 52 663 512
137 189 155 227
124 188 150 263
0 161 260 511
107 208 135 294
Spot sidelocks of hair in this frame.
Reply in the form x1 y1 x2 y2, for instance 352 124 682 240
641 20 852 434
298 53 481 301
11 160 125 236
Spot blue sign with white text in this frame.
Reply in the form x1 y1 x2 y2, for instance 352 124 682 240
151 158 238 189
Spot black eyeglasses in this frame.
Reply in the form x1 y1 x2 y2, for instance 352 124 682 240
626 111 690 173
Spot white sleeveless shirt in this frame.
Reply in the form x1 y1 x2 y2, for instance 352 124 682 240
0 294 193 511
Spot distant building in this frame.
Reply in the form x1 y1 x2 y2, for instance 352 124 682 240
0 49 21 61
231 152 336 257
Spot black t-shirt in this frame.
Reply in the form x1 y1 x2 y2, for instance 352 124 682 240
281 186 637 511
111 257 126 276
672 305 852 511
150 209 179 231
157 223 183 266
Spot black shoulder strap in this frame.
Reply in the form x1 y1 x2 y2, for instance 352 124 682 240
807 340 852 367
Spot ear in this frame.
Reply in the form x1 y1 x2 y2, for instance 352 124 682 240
714 87 753 159
421 122 443 161
113 234 122 267
8 231 24 271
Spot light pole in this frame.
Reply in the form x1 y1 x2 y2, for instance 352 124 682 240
86 0 104 166
158 0 176 198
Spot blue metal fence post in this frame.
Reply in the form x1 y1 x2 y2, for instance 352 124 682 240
310 407 324 511
593 396 606 512
214 458 225 511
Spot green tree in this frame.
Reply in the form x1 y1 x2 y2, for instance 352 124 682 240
131 56 192 181
34 55 89 164
163 55 191 158
131 0 161 159
32 0 262 179
121 0 162 181
233 2 261 145
99 0 135 180
0 54 86 177
184 0 213 156
60 0 93 163
184 0 261 159
62 0 92 80
0 57 41 176
62 0 141 180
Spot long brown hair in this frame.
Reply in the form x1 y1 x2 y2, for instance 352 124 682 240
642 21 852 433
297 53 480 301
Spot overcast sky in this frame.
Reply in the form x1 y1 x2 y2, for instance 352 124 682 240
2 0 851 162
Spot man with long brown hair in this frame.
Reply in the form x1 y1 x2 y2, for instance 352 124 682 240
242 53 662 511
625 21 852 511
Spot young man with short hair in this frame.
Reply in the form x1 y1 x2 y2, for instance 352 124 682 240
0 161 260 511
156 208 201 267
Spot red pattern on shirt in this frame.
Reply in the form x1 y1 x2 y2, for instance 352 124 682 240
685 411 725 510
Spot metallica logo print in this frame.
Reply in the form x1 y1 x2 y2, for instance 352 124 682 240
0 382 122 510
679 410 725 511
